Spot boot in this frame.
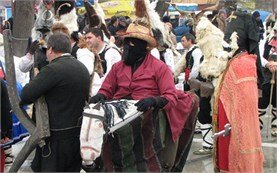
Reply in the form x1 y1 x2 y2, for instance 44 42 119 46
193 124 213 155
258 108 267 130
271 107 277 137
194 120 201 134
4 146 14 165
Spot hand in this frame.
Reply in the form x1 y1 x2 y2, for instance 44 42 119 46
0 137 11 144
135 97 156 112
200 81 214 98
89 94 106 104
28 40 40 55
189 78 201 91
135 97 169 112
266 61 277 73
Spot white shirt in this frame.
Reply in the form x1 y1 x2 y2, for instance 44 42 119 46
105 47 121 75
150 48 160 60
76 48 103 97
13 56 30 86
0 55 29 86
90 72 102 97
19 53 34 73
188 45 203 80
163 49 175 73
76 48 95 75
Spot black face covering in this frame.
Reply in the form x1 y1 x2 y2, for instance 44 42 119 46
122 38 147 66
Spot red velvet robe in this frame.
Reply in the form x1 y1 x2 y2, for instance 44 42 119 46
98 53 195 141
216 52 263 172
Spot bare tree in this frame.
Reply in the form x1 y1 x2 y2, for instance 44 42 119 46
12 0 35 57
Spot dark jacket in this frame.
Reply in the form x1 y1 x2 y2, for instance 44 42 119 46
20 55 90 130
71 43 79 59
1 79 12 139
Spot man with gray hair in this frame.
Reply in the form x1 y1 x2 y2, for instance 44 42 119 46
20 33 90 172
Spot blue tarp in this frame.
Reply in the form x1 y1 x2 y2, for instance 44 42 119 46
76 0 94 7
5 7 12 19
168 4 198 12
256 10 271 22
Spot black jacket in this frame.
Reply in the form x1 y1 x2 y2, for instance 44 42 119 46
1 79 12 139
20 55 90 130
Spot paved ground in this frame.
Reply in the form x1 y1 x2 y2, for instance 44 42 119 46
4 114 277 173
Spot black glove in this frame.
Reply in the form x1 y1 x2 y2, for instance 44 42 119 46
28 40 40 55
89 93 106 104
135 97 168 112
82 157 103 172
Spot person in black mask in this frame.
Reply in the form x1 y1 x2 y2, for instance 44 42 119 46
122 37 147 72
87 23 199 172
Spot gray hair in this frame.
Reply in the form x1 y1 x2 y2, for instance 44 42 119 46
47 33 71 53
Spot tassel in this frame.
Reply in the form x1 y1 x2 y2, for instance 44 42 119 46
84 0 101 28
54 0 75 17
135 0 147 18
100 23 111 39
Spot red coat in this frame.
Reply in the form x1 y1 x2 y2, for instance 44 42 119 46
99 53 194 141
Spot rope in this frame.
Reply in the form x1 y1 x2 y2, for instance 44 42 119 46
10 35 29 41
42 141 51 158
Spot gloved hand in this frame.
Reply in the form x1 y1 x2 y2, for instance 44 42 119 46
89 93 106 104
82 162 99 172
200 81 214 98
82 157 103 172
189 78 201 92
135 97 168 112
28 40 40 55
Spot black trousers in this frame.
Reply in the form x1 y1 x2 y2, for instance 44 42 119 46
259 82 276 109
31 135 81 172
198 96 212 124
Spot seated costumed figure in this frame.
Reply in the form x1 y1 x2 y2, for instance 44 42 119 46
80 0 199 172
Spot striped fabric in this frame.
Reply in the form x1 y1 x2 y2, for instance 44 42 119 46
101 93 199 172
102 109 166 172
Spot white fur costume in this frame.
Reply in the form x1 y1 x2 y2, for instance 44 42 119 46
32 2 55 40
54 8 78 34
196 17 238 80
195 17 238 111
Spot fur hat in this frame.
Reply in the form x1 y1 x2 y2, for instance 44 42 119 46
84 0 101 28
123 23 157 48
54 0 78 34
84 0 110 39
54 0 75 17
196 17 238 79
133 0 175 50
32 1 55 40
51 22 70 35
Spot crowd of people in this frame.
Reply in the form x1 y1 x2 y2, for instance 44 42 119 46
1 0 277 172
